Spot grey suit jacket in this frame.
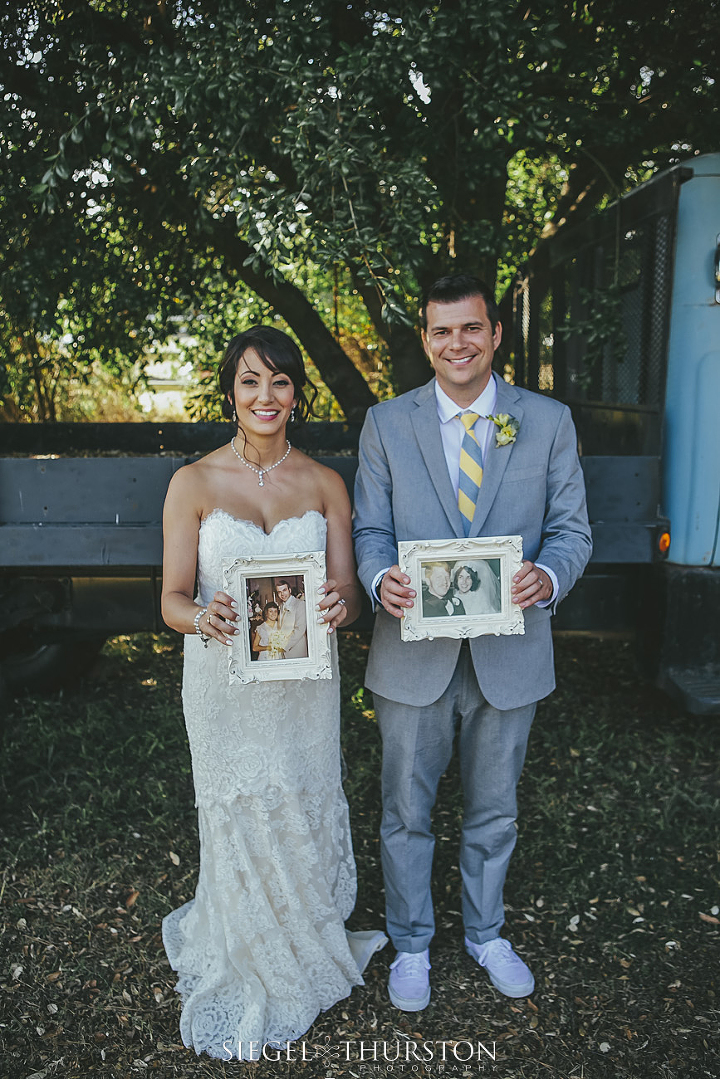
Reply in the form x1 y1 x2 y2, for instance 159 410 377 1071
352 375 592 710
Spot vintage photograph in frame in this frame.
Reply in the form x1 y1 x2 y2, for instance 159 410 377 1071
397 535 525 642
223 550 332 684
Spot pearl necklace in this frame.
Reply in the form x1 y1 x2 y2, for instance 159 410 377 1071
230 436 291 487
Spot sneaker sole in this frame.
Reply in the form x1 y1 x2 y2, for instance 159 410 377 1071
388 985 431 1011
465 946 535 998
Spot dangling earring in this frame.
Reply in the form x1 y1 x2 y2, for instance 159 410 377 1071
232 409 237 423
290 406 296 424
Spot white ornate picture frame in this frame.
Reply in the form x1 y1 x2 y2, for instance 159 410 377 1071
397 535 525 642
223 550 332 684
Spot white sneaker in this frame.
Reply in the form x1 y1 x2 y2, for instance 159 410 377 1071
465 936 535 997
388 949 431 1011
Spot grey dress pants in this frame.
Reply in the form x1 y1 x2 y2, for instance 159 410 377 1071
374 645 536 953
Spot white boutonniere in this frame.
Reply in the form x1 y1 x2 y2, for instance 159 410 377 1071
486 413 520 447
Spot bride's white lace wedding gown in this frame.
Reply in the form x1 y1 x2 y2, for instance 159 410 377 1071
162 509 385 1059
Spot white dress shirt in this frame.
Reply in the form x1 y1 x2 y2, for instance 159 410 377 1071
371 373 557 605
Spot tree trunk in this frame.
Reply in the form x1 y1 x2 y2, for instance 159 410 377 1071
349 271 432 394
25 338 52 422
385 322 433 395
205 218 378 422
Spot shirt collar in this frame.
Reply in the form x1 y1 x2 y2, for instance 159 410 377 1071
434 373 498 424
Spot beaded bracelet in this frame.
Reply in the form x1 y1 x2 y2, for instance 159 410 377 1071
194 606 210 647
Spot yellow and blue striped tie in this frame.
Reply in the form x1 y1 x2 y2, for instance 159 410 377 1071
458 411 483 535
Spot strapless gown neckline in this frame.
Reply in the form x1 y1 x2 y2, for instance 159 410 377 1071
201 507 325 537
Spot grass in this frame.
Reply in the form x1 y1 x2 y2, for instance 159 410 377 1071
1 633 718 1078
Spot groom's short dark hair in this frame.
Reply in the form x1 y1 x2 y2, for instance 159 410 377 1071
421 273 500 331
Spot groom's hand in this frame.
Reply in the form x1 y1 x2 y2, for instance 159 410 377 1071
511 561 552 609
380 565 416 618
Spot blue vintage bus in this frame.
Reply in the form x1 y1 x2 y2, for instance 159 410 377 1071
512 152 720 713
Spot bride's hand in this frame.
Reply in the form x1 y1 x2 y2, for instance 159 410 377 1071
316 579 347 633
200 590 239 646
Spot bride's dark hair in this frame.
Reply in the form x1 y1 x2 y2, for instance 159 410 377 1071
452 564 480 592
218 326 317 430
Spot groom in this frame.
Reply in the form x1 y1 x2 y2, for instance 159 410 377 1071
353 273 591 1010
275 579 308 659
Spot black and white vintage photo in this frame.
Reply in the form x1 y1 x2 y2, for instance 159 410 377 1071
419 558 501 619
398 536 525 642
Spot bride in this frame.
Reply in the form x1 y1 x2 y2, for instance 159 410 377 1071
252 600 284 660
160 326 386 1059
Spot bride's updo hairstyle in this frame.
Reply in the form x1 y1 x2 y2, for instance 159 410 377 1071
219 326 317 431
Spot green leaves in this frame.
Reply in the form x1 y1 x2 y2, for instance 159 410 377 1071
2 0 719 409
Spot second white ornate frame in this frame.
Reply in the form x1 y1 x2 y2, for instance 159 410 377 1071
398 535 525 642
223 550 332 685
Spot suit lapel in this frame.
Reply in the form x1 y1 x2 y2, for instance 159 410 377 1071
410 381 464 534
469 378 524 537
